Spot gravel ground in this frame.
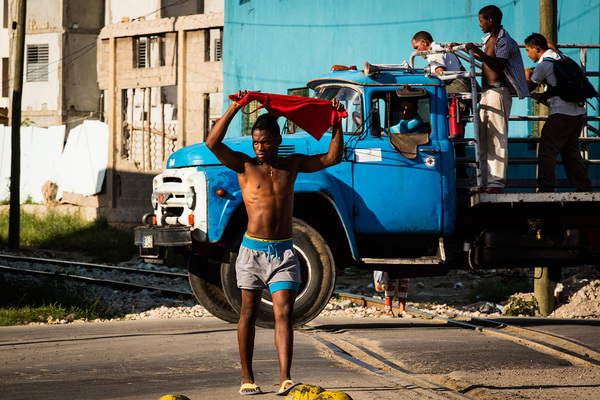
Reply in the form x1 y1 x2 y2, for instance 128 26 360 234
5 258 597 324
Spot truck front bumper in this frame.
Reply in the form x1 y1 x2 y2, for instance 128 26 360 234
134 225 193 262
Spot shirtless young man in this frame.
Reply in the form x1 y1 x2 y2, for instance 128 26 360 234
206 90 345 395
452 5 528 193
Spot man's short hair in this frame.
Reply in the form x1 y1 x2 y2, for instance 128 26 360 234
524 33 549 50
412 31 434 43
479 5 503 25
252 113 280 137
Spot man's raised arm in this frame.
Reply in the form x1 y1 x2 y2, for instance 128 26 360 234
450 42 507 74
297 99 345 173
206 90 249 173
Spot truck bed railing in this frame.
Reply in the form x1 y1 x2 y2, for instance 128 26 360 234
410 43 600 193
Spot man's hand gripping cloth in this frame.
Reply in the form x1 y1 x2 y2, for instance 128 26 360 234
228 91 348 140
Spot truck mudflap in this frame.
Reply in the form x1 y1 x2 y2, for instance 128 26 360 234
134 225 192 262
471 229 587 268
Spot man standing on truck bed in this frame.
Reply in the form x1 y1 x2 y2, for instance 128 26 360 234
524 33 592 193
453 5 528 193
206 90 345 395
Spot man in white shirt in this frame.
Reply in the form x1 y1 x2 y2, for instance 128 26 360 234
411 31 471 113
524 32 592 192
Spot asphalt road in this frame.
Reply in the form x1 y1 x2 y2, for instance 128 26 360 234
1 316 600 400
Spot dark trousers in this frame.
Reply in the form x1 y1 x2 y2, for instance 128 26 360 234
538 113 592 192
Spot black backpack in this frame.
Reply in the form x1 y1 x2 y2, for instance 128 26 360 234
539 54 598 104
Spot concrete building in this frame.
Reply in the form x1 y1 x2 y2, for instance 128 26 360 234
0 0 10 124
1 0 104 129
97 0 224 216
1 0 223 222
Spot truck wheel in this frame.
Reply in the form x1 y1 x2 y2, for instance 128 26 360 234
221 218 336 328
188 254 239 323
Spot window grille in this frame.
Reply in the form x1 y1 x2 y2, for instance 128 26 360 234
214 38 222 61
135 36 165 68
26 44 49 82
138 37 147 68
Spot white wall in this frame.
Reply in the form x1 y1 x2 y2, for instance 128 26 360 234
205 0 224 13
106 0 224 24
106 0 161 25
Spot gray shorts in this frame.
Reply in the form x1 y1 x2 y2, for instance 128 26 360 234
235 235 301 292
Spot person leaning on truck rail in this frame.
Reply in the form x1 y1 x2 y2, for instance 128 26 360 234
206 90 345 396
523 33 592 193
411 30 472 115
450 5 529 194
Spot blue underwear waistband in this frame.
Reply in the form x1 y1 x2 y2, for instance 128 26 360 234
242 234 293 260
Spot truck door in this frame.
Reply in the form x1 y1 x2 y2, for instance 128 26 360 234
351 88 444 234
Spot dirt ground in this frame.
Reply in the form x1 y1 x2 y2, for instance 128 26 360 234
334 265 600 318
335 268 505 306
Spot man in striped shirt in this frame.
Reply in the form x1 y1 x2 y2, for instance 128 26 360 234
455 5 529 193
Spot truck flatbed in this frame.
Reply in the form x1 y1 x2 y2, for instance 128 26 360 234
470 192 600 207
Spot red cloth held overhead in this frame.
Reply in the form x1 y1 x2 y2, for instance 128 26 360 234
228 91 348 140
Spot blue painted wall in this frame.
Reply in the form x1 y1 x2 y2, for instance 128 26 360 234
223 0 600 139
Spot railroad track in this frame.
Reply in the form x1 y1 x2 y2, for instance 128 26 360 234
298 292 600 398
0 253 193 298
334 291 600 369
302 324 479 400
3 252 598 372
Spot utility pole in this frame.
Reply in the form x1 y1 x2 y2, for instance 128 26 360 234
8 0 26 249
534 0 558 317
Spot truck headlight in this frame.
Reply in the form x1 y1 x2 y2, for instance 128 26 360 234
186 186 196 209
151 192 158 209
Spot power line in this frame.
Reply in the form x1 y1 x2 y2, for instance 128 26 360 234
1 40 97 88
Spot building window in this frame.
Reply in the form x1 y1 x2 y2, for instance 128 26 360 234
2 58 8 97
134 35 165 68
26 44 49 82
3 0 8 29
207 28 223 62
214 38 222 61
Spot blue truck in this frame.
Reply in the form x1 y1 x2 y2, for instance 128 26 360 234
134 63 600 327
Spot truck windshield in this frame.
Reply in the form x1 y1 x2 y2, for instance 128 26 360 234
313 86 363 135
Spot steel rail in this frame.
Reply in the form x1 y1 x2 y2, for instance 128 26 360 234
0 253 188 278
302 324 478 400
334 291 600 368
0 262 193 299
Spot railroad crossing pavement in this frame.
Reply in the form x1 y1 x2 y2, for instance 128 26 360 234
2 315 600 399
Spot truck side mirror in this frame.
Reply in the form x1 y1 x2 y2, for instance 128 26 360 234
369 108 381 138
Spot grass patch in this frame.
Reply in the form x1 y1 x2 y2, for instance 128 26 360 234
0 274 101 326
0 208 140 325
0 208 137 264
0 208 191 325
468 276 533 304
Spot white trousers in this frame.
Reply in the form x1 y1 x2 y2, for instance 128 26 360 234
478 86 512 188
